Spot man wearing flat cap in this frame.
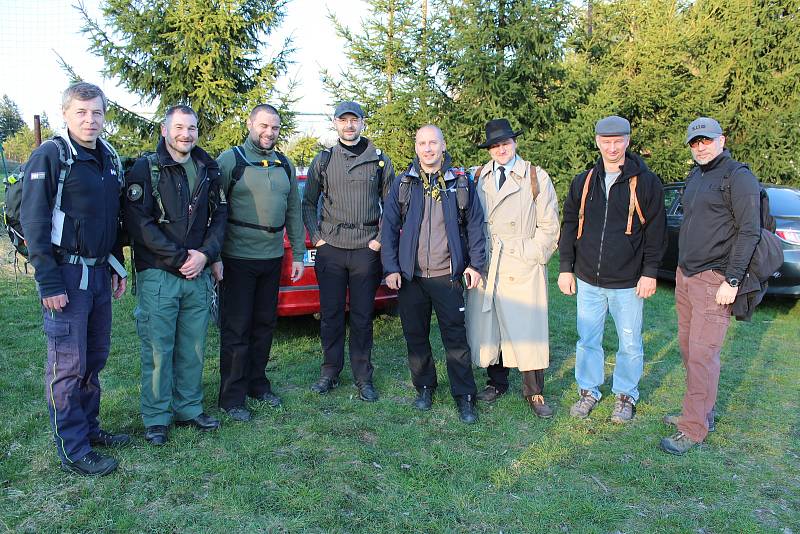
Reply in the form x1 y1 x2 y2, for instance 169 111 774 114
660 117 761 455
558 115 666 423
302 101 395 401
465 119 561 417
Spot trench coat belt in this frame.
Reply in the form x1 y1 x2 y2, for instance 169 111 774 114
482 235 503 313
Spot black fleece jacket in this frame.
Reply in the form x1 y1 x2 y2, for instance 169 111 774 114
559 151 666 289
677 150 760 282
124 139 227 276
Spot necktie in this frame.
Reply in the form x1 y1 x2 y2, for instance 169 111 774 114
498 166 506 190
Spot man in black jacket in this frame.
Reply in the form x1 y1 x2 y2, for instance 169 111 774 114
660 117 761 455
21 82 128 476
558 116 666 423
125 105 227 445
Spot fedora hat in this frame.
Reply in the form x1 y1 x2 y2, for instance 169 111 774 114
477 118 522 148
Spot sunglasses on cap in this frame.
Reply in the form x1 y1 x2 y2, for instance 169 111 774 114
689 136 716 148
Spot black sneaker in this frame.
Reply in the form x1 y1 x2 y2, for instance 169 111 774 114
357 382 379 402
250 391 282 408
223 406 252 422
89 430 131 447
310 376 339 394
455 394 478 424
414 386 433 411
61 450 118 476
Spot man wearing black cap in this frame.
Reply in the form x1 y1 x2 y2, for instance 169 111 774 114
558 115 666 423
465 119 561 417
660 117 761 455
302 101 395 401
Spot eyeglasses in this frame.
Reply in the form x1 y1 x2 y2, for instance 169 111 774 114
689 136 716 148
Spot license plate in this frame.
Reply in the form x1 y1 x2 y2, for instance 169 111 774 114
304 249 317 266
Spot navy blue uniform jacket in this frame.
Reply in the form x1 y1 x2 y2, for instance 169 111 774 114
20 134 124 298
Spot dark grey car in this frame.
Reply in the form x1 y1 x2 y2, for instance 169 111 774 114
659 183 800 297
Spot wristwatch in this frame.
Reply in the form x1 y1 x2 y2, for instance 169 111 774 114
726 277 740 287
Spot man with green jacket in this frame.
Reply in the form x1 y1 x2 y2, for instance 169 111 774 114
126 105 227 445
213 104 306 422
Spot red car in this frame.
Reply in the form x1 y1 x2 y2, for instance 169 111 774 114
276 174 397 316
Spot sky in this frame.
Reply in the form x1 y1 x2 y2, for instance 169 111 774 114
0 0 368 142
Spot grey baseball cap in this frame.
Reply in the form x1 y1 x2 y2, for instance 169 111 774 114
334 101 365 119
595 115 631 136
686 117 723 144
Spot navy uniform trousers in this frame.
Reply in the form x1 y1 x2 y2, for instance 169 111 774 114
42 263 112 463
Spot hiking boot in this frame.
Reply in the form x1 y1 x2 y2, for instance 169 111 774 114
251 391 282 408
310 376 339 394
144 425 168 446
357 382 379 402
663 410 716 432
414 386 433 411
476 385 506 403
61 450 118 476
569 389 598 419
455 394 478 424
527 395 554 418
610 394 635 423
89 430 131 447
223 406 252 422
660 431 699 455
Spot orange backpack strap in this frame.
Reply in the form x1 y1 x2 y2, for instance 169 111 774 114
625 175 646 235
577 168 594 239
528 162 539 200
475 165 484 181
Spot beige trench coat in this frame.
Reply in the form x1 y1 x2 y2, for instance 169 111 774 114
465 156 560 371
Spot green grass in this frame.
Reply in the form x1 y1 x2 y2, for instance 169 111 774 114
0 248 798 533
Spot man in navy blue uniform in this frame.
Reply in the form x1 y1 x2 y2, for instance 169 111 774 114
20 82 129 476
381 124 485 423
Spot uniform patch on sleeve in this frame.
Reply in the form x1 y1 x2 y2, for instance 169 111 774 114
30 172 46 180
126 183 143 201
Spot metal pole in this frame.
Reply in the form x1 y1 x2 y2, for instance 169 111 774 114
34 115 42 147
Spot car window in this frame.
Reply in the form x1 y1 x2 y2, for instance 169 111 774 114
664 188 681 214
767 188 800 217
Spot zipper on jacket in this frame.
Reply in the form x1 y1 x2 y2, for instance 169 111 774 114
425 190 433 277
595 179 611 283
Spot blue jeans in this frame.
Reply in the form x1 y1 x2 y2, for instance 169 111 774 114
575 278 644 402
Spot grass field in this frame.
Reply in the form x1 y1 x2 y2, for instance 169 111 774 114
0 246 798 533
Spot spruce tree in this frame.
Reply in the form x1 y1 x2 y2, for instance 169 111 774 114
77 0 293 155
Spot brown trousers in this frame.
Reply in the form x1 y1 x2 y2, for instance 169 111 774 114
674 268 732 442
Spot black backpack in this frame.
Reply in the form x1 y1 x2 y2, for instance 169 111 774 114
398 165 471 228
720 162 783 284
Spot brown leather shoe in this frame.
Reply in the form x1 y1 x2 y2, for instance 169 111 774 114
610 394 635 423
475 385 506 403
527 395 554 418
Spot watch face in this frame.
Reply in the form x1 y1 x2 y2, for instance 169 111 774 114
728 278 739 287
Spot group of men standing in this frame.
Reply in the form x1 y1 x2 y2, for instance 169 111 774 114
20 81 762 476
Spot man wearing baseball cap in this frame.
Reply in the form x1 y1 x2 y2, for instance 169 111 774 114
660 117 761 455
558 115 666 423
302 101 395 401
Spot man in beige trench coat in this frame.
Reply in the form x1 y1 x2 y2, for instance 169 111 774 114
465 119 561 417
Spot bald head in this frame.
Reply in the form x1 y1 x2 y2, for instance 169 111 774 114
415 124 446 173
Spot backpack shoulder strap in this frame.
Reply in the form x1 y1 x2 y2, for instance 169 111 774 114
98 138 124 188
275 150 291 179
577 168 594 239
528 162 539 200
49 136 73 212
144 152 169 224
625 175 646 235
318 148 332 193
